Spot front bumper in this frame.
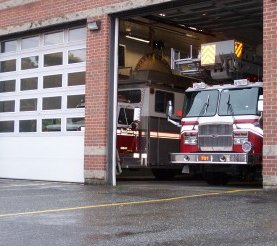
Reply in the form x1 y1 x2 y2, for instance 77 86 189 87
170 152 260 165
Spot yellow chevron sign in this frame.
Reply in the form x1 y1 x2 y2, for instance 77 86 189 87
201 44 216 65
235 41 243 59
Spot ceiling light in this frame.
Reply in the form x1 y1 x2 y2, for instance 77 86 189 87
188 26 197 31
159 13 166 17
185 33 196 38
125 35 150 43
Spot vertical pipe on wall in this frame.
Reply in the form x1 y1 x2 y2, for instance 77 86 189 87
107 17 119 186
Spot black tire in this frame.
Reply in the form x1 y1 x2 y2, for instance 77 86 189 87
151 169 179 180
205 172 229 185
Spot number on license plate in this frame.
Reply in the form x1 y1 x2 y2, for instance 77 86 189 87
199 155 210 161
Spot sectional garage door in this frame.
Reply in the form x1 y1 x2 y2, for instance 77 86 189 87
0 26 86 182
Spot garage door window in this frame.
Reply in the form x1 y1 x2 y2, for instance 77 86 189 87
20 77 38 91
44 52 63 67
68 72 85 86
0 100 15 112
68 49 86 64
21 56 39 70
0 26 86 134
0 80 15 93
20 98 37 111
42 118 61 132
43 74 62 88
67 117 84 131
21 36 39 50
67 95 85 108
0 59 16 73
69 27 86 42
0 121 14 132
19 120 37 132
44 31 63 45
1 40 16 53
43 96 62 110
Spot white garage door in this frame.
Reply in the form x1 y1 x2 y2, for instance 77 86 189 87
0 26 86 182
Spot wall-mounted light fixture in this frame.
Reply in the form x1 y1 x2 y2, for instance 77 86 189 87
87 21 101 31
125 34 150 44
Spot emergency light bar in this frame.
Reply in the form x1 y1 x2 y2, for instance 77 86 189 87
234 79 249 86
193 82 207 89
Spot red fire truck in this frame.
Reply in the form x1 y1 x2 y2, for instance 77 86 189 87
116 70 190 179
167 79 263 184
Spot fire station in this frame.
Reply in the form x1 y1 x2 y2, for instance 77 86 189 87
0 0 276 189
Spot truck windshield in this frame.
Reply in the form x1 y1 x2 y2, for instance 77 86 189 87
184 90 219 117
118 90 141 103
118 108 134 125
218 87 260 116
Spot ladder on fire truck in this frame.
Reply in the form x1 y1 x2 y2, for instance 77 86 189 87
171 45 201 76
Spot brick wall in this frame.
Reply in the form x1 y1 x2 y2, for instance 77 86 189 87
84 15 110 183
0 0 122 28
263 0 277 189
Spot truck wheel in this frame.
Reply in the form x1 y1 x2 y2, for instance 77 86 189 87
151 169 179 180
205 172 229 185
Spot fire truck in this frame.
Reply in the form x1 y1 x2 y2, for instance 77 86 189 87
116 70 190 179
167 79 263 184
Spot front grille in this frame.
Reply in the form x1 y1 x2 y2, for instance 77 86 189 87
198 123 233 151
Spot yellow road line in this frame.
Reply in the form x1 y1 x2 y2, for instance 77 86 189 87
0 183 55 188
0 189 260 218
0 181 80 189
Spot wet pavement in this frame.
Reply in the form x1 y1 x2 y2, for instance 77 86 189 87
0 178 276 246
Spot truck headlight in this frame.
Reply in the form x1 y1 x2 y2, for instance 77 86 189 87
242 141 253 153
184 132 197 145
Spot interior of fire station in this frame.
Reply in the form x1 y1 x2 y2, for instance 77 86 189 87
114 0 263 183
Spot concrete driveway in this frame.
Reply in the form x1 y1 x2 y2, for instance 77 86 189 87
0 178 276 246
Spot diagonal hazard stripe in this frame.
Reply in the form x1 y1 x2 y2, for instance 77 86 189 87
201 44 216 65
235 41 243 58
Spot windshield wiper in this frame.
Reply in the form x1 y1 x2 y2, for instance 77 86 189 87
227 94 239 129
192 95 210 130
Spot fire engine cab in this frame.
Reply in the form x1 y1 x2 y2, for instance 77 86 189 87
167 79 263 184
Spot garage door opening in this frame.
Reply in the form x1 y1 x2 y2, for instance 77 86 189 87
112 0 263 185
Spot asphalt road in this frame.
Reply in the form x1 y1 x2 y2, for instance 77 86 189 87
0 178 276 246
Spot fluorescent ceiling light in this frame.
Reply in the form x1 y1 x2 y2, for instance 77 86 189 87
125 35 150 43
186 33 196 38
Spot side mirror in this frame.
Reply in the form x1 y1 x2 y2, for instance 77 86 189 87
133 107 141 122
258 95 263 113
166 100 181 128
166 100 173 118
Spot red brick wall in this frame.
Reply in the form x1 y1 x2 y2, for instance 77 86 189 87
84 15 110 182
0 0 123 28
263 0 277 187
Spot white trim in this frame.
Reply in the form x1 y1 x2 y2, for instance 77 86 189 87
112 18 119 186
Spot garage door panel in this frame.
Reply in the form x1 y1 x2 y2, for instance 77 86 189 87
0 26 86 182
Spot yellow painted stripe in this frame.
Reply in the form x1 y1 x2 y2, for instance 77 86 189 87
0 183 55 189
0 189 260 218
